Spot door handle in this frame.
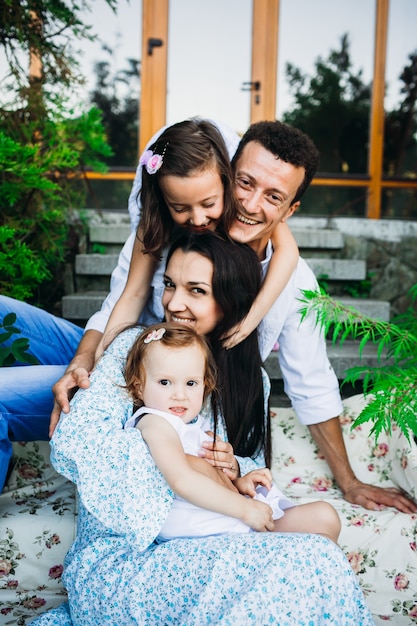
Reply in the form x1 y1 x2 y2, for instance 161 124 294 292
147 38 164 56
241 81 261 92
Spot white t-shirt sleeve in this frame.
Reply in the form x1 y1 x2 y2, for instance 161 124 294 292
259 254 343 426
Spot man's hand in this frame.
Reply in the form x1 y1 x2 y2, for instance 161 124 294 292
49 367 91 437
308 417 417 514
343 478 417 513
49 329 102 438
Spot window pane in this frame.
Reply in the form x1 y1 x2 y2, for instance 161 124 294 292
277 0 375 175
69 177 136 213
73 1 141 168
381 187 417 220
297 185 367 218
384 0 417 179
166 0 252 136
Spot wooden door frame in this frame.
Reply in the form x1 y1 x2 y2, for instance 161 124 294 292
250 0 279 122
139 0 169 154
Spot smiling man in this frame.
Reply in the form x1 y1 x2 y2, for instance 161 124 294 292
226 120 416 514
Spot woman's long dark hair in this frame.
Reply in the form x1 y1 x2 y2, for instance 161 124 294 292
140 118 237 259
165 231 271 466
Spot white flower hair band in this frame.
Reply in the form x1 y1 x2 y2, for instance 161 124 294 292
144 327 166 344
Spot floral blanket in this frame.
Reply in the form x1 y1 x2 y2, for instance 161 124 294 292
0 394 416 625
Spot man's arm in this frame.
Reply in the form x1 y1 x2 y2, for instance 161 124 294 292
309 417 417 513
268 258 417 513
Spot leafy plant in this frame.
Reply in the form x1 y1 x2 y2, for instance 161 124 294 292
0 1 115 310
299 285 417 442
0 313 39 366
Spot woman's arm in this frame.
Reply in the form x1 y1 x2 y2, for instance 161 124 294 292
139 414 274 531
223 221 299 348
95 227 157 361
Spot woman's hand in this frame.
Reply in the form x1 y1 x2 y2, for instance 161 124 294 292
199 431 239 477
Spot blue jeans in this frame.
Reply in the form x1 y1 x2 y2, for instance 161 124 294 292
0 295 84 490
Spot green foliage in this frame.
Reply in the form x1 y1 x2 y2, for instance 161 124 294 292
0 312 39 366
0 0 117 91
283 35 417 217
90 51 140 167
0 225 50 300
299 285 417 442
283 34 371 175
0 1 115 309
91 243 107 254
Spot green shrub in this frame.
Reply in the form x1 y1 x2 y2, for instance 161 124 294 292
0 2 115 309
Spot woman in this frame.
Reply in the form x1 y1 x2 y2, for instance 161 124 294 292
33 232 373 625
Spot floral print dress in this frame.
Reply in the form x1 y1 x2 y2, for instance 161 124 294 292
31 328 374 626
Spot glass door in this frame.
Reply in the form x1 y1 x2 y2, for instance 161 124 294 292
166 0 252 136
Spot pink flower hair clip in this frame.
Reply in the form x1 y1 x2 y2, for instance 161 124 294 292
139 143 168 175
144 327 166 344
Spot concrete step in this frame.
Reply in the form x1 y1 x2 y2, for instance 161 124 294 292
87 223 345 251
74 253 366 282
89 223 131 244
264 340 390 381
330 297 390 321
75 254 120 276
62 291 390 329
62 291 107 322
304 258 366 281
292 229 344 249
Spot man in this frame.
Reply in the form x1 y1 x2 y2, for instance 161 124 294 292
227 121 414 512
1 120 415 513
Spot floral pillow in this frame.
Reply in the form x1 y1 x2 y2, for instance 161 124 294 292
0 441 77 625
271 393 417 624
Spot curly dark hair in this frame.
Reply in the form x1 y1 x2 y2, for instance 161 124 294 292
232 120 320 204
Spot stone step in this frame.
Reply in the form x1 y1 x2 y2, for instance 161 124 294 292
264 340 390 381
62 291 390 326
89 223 131 244
87 223 344 251
74 253 366 281
75 254 120 276
62 291 107 322
305 258 366 281
292 228 344 249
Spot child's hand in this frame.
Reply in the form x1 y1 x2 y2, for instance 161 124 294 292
242 498 275 532
234 468 273 497
221 312 261 349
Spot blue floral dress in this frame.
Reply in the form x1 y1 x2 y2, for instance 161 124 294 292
32 328 374 625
